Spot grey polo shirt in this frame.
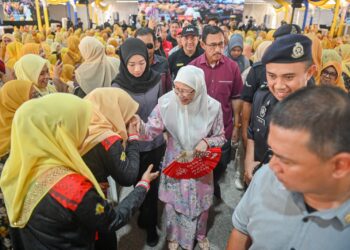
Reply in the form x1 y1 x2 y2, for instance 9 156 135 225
232 166 350 250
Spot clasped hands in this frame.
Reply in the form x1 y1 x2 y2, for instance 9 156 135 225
127 114 141 135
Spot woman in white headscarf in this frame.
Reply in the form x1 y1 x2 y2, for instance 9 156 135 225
139 65 226 250
74 36 120 97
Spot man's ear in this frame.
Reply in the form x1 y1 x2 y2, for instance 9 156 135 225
306 64 317 81
330 153 350 179
200 40 206 50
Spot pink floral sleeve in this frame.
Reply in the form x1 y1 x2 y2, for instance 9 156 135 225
203 108 226 148
139 104 165 141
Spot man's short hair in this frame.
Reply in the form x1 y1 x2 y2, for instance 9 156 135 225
202 25 224 43
208 17 219 25
271 86 350 159
170 20 179 26
135 27 156 43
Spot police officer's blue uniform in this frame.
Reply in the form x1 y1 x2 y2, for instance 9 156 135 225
248 34 313 164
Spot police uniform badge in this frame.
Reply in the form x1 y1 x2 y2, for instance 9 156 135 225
291 42 304 59
291 25 298 34
260 106 266 118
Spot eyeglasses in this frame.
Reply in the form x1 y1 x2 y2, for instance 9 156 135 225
146 43 154 49
174 87 195 97
205 41 225 50
321 69 337 79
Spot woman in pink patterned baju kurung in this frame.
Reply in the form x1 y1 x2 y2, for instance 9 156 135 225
139 65 225 250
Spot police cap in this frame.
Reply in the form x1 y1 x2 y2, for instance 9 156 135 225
273 24 301 39
261 34 312 64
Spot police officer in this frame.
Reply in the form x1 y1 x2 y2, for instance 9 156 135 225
241 24 307 149
244 34 316 183
168 25 204 79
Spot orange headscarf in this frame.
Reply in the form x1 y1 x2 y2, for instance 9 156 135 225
5 42 23 69
0 80 33 157
21 43 40 56
1 34 15 60
62 36 82 66
305 34 322 78
80 88 139 155
317 61 347 92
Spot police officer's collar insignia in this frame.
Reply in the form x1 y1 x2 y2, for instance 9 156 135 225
291 42 304 59
345 213 350 224
260 106 267 118
291 26 297 34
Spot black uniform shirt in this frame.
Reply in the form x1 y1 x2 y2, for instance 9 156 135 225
241 62 266 103
247 85 278 162
168 46 204 79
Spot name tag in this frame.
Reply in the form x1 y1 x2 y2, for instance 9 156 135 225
176 63 184 67
257 116 265 126
218 80 232 83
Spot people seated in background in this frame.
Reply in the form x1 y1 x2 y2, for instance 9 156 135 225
0 93 158 249
227 86 350 250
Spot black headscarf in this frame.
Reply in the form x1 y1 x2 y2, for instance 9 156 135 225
113 38 160 93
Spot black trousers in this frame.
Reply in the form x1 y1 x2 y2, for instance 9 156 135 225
213 140 231 196
136 144 166 229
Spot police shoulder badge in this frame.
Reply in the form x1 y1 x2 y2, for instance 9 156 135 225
260 106 267 118
291 42 304 59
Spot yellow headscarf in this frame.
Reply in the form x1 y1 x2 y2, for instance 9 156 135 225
62 36 82 66
22 33 35 44
305 34 322 78
252 39 263 52
106 45 118 58
13 31 22 43
0 93 104 228
14 54 56 96
266 30 275 41
41 42 51 59
4 42 23 69
321 37 333 49
0 80 33 157
252 41 272 63
322 49 342 65
107 38 119 49
1 34 15 60
258 31 267 40
335 44 350 63
317 61 347 91
60 64 75 83
80 88 139 155
74 28 82 37
21 43 40 56
60 47 68 60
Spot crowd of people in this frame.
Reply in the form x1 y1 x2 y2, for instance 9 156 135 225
0 14 349 250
